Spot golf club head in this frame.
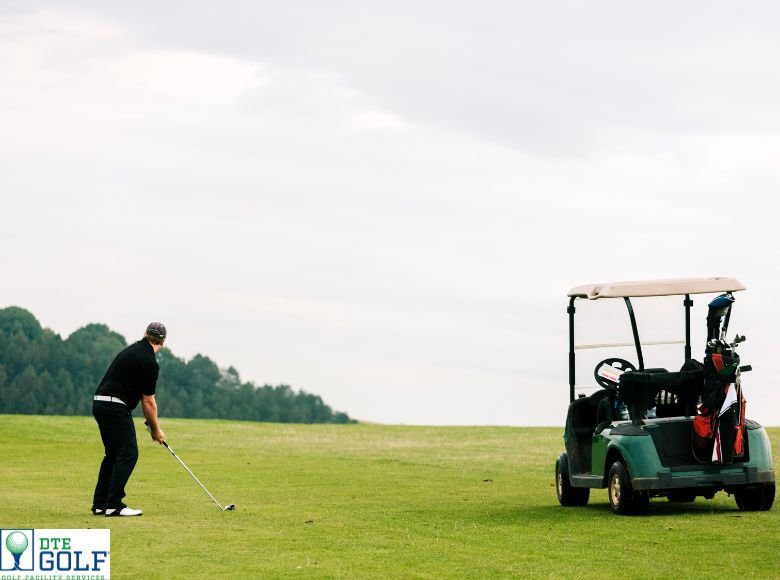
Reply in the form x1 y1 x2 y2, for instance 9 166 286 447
223 504 236 511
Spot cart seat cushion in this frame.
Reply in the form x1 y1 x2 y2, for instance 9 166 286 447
619 361 704 419
618 371 661 407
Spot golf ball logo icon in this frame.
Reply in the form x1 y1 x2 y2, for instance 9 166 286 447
5 531 28 570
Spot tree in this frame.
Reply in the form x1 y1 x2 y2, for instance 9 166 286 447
0 307 355 424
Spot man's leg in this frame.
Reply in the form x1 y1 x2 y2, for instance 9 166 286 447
93 410 117 510
101 407 139 509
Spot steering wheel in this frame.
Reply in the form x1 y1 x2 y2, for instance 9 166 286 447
594 358 637 390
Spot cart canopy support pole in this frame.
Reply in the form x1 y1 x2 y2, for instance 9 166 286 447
624 297 644 371
684 294 693 362
568 297 576 403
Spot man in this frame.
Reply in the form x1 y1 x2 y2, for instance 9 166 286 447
91 322 167 516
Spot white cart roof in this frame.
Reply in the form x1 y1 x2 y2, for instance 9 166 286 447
568 277 745 300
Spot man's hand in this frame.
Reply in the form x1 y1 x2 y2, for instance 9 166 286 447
151 427 166 444
144 421 166 444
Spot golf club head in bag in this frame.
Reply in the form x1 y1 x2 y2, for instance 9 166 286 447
706 293 735 342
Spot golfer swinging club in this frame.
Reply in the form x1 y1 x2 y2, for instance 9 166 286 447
91 322 167 516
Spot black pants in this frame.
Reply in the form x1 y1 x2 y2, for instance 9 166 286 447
92 401 139 509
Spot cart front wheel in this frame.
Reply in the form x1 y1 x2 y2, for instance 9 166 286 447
556 453 589 506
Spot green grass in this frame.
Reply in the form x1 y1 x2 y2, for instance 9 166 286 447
0 415 777 578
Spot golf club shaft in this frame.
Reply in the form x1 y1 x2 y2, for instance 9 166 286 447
163 442 226 510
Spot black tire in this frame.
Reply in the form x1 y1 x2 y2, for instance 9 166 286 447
556 452 589 506
607 461 650 515
735 483 776 511
667 491 697 503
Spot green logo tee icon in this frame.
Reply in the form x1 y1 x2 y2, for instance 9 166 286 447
5 532 29 570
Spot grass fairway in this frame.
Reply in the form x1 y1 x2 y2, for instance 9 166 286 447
0 415 777 578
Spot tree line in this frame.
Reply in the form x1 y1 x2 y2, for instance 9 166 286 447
0 307 354 423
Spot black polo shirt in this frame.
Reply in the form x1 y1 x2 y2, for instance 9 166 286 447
95 339 159 410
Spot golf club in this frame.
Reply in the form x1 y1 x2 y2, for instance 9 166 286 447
147 422 235 511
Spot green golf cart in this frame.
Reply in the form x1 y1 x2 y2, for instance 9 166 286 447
556 277 775 515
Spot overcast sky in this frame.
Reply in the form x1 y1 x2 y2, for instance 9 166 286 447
1 1 779 425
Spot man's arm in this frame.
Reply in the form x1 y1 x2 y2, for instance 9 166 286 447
141 394 166 444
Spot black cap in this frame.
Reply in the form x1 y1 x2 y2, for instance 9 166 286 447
146 322 167 340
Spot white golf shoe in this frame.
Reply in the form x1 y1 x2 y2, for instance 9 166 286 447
105 506 143 517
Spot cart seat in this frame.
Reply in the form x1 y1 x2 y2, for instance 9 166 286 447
619 363 704 422
618 372 660 424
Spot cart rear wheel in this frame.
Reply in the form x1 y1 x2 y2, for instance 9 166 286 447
607 461 649 515
735 483 775 511
556 453 589 506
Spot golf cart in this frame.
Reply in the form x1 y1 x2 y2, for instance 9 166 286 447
556 277 775 515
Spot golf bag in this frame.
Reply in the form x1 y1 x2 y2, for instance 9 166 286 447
692 294 747 464
693 353 746 463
